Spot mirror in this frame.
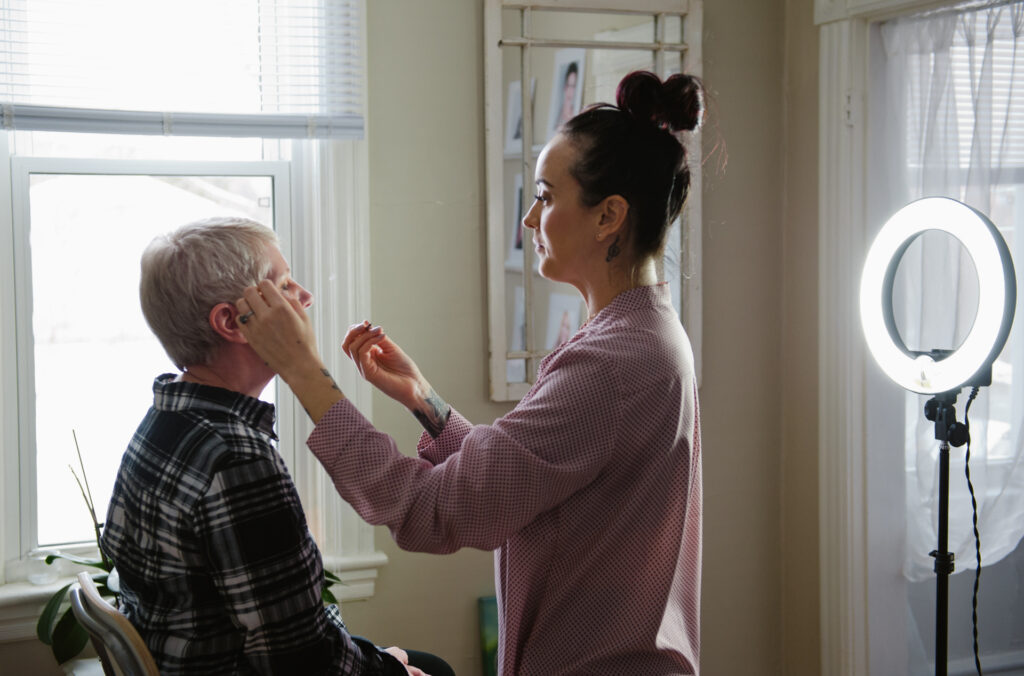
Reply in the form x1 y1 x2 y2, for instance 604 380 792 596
484 0 703 400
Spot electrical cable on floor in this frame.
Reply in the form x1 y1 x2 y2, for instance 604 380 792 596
963 385 982 676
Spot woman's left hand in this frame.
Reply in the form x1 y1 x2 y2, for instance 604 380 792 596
343 321 427 410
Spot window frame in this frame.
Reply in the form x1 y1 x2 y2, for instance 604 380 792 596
0 136 381 641
0 0 378 642
814 1 982 673
5 155 295 559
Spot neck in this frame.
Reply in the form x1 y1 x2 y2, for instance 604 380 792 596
579 257 658 321
179 347 273 399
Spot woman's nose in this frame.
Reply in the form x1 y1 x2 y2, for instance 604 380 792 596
298 284 313 308
522 200 539 230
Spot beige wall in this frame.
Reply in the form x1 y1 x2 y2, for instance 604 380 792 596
699 1 786 672
0 1 824 674
781 1 821 674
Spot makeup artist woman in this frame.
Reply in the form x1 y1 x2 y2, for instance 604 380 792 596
235 70 704 676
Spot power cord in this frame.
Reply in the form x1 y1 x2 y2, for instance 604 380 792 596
963 385 982 676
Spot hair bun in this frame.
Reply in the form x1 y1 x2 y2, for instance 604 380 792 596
615 70 704 133
615 71 664 126
662 73 704 132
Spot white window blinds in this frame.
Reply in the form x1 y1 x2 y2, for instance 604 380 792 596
0 0 364 139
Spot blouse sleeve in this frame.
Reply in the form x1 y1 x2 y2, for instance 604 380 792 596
307 345 624 553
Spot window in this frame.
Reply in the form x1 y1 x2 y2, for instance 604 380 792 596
0 0 382 619
870 6 1024 672
818 0 1024 673
12 156 286 548
0 0 364 137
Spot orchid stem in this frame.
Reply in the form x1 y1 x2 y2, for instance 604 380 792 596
70 431 109 570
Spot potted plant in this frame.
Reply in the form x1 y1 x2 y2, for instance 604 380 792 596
35 432 114 664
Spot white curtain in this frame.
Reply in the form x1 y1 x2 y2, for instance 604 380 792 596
876 2 1024 583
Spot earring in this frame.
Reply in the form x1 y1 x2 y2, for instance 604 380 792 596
605 235 621 262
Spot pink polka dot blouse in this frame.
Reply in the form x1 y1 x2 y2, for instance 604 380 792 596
308 283 701 675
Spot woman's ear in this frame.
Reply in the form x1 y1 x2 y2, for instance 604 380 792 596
209 302 247 343
596 195 629 241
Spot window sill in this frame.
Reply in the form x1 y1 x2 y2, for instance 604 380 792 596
0 579 65 642
0 552 389 643
323 551 389 602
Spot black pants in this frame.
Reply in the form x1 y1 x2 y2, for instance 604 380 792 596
352 636 456 676
406 649 456 676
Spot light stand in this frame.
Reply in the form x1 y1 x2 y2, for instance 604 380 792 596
921 361 988 676
929 391 956 676
860 198 1016 676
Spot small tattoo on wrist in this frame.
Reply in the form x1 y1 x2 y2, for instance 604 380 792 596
413 388 451 438
321 368 342 392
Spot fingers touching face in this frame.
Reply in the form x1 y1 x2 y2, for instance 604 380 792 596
234 246 311 324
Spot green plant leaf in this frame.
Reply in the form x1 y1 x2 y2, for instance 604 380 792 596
44 552 110 571
324 569 342 583
51 606 89 664
321 586 338 605
36 582 73 645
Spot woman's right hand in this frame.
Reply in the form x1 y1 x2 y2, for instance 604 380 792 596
237 280 324 381
236 280 345 424
342 321 427 410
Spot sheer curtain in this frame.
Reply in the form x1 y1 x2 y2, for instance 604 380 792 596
875 2 1024 584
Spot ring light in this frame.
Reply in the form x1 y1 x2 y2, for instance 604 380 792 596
860 197 1016 394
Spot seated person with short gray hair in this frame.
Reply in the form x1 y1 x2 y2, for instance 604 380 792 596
101 217 447 676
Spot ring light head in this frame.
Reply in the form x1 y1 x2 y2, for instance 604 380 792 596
860 197 1016 394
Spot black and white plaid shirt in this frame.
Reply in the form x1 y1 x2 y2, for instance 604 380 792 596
101 375 393 675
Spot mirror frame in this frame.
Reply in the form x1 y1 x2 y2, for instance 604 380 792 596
483 0 704 400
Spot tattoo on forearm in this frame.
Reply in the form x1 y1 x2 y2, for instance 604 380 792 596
321 368 342 393
413 388 451 438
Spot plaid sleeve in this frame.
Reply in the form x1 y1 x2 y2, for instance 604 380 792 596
194 453 369 675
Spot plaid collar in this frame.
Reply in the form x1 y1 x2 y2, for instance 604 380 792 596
151 373 277 439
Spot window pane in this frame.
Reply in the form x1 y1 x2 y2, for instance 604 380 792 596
12 130 266 162
30 173 274 546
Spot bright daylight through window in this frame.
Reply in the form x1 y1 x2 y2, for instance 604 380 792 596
25 169 277 546
0 0 368 577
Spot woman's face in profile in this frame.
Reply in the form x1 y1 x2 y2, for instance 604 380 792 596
522 134 601 285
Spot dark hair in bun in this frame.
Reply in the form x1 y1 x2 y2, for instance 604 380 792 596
561 70 704 279
615 70 704 133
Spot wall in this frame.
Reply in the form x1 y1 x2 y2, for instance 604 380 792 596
697 0 786 672
781 0 821 674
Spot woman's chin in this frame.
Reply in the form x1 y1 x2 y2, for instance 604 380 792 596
535 259 550 278
536 261 560 283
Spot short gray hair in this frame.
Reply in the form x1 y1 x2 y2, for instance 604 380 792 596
140 217 278 369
